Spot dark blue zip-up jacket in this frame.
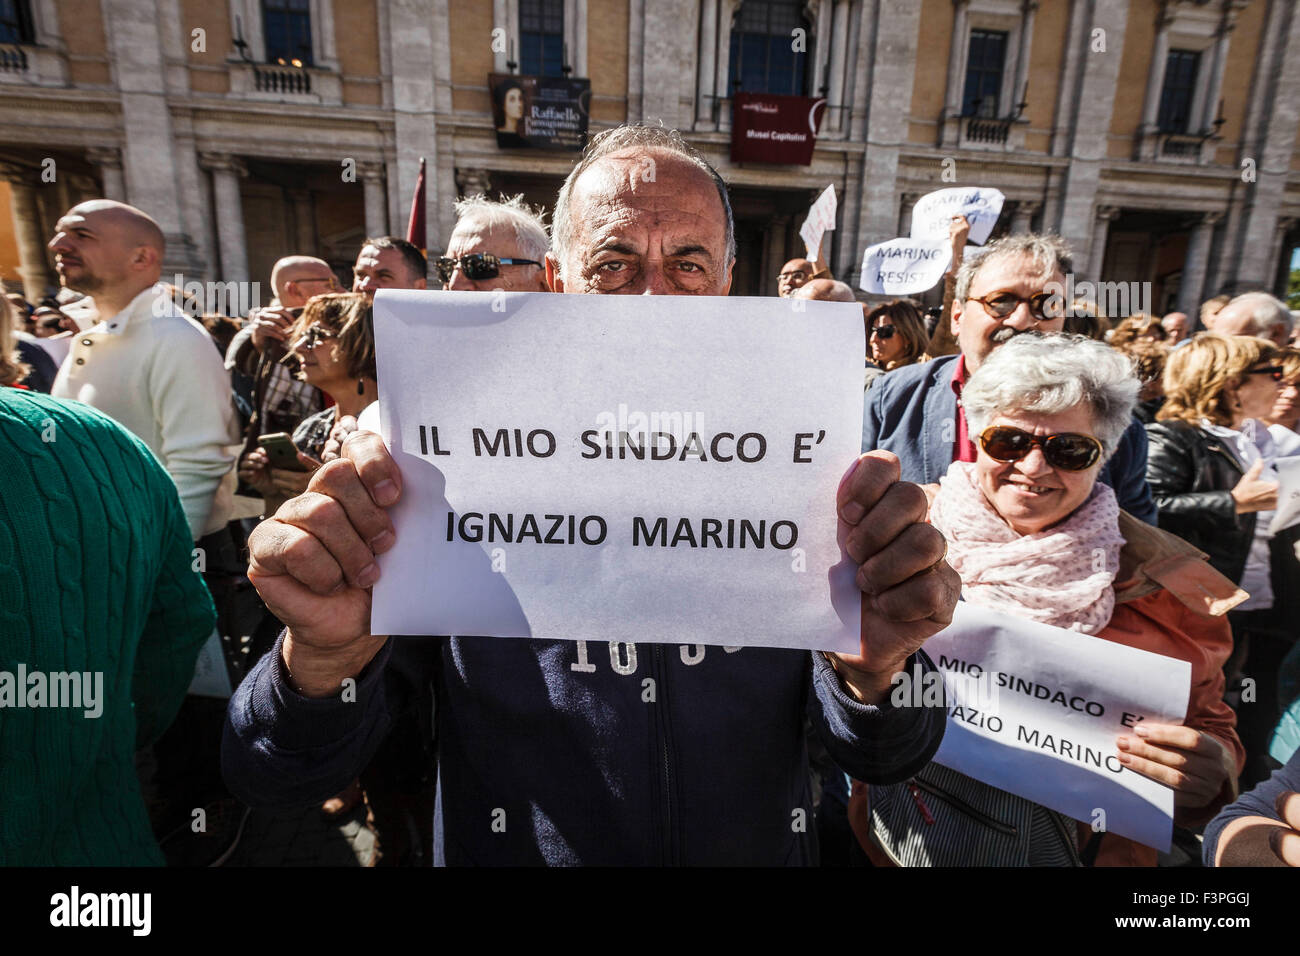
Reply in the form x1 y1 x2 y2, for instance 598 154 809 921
222 632 945 865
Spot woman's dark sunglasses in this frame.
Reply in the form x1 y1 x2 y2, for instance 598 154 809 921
978 426 1102 471
436 253 542 283
967 291 1064 322
1246 366 1286 382
869 324 896 340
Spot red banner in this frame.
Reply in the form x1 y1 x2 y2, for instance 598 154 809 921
730 93 826 166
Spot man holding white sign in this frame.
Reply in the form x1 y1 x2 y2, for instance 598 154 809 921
224 126 960 866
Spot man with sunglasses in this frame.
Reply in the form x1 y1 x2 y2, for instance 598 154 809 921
438 194 550 293
226 125 959 866
861 233 1158 524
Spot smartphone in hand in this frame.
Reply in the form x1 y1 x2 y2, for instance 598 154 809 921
257 432 308 472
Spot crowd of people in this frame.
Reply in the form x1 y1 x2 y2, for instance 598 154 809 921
2 123 1298 868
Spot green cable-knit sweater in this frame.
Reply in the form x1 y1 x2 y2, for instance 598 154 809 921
0 389 215 865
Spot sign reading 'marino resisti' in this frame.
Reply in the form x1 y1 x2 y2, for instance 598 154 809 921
730 92 826 165
490 73 591 151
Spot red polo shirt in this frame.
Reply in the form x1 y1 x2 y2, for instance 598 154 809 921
951 354 977 463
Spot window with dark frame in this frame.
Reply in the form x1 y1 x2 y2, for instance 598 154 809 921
727 0 809 97
1157 49 1201 134
263 0 313 67
0 0 35 45
961 29 1007 118
519 0 564 77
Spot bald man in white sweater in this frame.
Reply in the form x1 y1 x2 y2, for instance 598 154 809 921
49 200 237 541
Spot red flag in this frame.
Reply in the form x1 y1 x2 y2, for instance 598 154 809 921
406 157 426 254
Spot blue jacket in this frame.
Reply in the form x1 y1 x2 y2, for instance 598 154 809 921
862 355 1158 524
1203 747 1300 865
223 632 945 865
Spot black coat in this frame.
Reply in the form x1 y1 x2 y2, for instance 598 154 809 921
1145 419 1255 585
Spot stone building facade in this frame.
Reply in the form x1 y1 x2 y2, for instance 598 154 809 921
0 0 1297 305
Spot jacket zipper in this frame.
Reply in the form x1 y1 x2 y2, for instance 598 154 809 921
651 645 677 865
910 776 1019 836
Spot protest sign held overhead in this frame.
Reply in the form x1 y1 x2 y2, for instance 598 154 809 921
910 603 1192 852
800 185 837 261
910 187 1006 245
859 238 952 295
369 290 865 651
1268 455 1300 535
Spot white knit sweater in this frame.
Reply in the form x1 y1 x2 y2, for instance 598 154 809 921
51 286 238 539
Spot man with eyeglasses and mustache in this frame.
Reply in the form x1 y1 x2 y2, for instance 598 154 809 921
862 233 1157 523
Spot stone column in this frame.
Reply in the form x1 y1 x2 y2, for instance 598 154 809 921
456 168 492 199
944 0 970 117
764 215 791 296
1011 201 1041 234
357 162 387 238
1138 3 1173 157
898 192 920 236
826 0 851 133
288 189 316 254
0 163 55 301
391 0 442 254
1177 212 1222 316
1199 10 1236 133
200 153 249 284
1052 0 1129 259
85 147 126 202
695 0 718 129
1012 1 1037 114
1090 205 1119 281
1267 217 1297 297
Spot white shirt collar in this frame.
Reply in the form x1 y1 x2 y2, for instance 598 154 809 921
76 285 183 336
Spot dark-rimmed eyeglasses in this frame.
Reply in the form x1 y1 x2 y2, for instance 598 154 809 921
778 269 807 282
966 291 1064 322
978 426 1103 472
869 325 896 340
1246 366 1286 382
436 253 542 284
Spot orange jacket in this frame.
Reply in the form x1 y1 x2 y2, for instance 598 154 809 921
851 512 1247 867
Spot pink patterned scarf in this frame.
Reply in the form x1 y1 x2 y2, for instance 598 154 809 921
929 461 1124 635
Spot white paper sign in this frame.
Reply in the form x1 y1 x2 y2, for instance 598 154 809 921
859 238 952 295
370 290 865 651
909 187 1006 245
800 185 837 261
1268 455 1300 535
913 603 1191 852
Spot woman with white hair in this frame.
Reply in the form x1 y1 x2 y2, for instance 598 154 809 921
853 333 1245 867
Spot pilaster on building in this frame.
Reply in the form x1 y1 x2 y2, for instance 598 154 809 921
0 0 1296 309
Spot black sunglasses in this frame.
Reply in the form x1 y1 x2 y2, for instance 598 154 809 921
1246 366 1286 382
436 253 542 284
869 324 896 340
967 291 1064 322
978 426 1103 472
